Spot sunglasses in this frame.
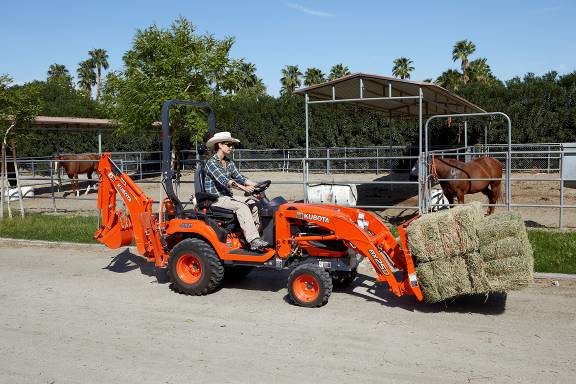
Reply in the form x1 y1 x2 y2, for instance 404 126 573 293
222 142 235 148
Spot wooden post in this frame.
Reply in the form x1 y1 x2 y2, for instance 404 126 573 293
11 140 25 218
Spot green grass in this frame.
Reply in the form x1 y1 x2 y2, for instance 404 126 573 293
528 230 576 274
0 213 99 243
0 214 575 274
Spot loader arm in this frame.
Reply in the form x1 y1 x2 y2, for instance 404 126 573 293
95 153 168 266
276 204 423 300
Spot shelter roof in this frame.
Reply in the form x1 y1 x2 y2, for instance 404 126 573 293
32 116 115 130
294 73 485 117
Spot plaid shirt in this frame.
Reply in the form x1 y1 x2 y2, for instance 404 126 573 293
204 154 247 196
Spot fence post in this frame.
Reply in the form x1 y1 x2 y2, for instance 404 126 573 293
50 160 56 213
547 145 551 174
139 152 143 180
32 160 35 177
376 147 380 175
560 151 564 228
344 147 347 174
326 148 330 174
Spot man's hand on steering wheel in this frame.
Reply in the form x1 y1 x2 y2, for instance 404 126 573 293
243 185 256 194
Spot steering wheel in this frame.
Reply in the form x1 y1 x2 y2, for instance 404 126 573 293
245 180 271 196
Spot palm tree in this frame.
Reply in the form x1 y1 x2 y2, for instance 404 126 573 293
328 64 351 80
89 49 109 100
465 58 494 84
77 60 96 97
239 61 259 89
47 63 72 85
392 57 414 79
452 40 476 83
280 65 302 94
304 67 325 86
435 69 463 91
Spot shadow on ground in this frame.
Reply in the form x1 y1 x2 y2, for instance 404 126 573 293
104 249 507 314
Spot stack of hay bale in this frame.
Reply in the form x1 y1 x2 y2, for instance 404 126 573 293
407 202 534 303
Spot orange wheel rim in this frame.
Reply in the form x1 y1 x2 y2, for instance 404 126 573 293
176 254 202 284
293 274 320 303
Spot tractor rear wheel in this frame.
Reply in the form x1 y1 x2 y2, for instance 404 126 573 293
169 238 224 296
287 264 332 308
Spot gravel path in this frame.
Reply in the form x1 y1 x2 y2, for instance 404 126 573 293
0 241 575 383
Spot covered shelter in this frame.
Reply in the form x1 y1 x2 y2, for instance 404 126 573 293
294 73 510 213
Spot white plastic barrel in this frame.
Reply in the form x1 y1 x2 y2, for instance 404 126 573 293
307 184 357 206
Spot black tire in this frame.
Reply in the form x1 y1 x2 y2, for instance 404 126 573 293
287 264 333 308
169 238 224 296
224 265 255 280
332 268 358 288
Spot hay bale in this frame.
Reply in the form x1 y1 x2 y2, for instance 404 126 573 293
412 206 534 302
407 203 483 262
477 211 525 247
480 236 530 262
416 256 473 303
464 252 491 293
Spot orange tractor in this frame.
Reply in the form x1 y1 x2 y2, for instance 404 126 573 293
95 100 423 307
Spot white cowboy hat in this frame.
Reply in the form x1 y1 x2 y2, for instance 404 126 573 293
206 131 240 148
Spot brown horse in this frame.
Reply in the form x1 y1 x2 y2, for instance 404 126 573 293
431 155 503 214
54 154 99 196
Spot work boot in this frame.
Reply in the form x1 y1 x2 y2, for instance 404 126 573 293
250 237 270 251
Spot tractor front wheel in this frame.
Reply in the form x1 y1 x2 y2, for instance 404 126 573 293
287 264 332 308
169 238 224 296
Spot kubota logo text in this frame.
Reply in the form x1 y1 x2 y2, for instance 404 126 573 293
117 183 132 202
298 212 330 223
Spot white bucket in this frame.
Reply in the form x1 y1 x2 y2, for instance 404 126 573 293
307 184 357 206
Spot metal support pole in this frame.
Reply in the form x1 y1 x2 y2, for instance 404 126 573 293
464 120 469 162
139 152 143 180
326 148 330 174
305 94 309 159
50 161 56 213
560 151 564 228
360 79 364 99
98 130 102 154
418 87 424 213
376 147 379 175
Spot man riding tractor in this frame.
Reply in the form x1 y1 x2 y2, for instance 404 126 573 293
204 131 270 251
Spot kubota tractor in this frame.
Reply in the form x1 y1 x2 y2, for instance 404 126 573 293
95 100 423 307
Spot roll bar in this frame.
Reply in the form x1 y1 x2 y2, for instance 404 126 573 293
161 100 216 217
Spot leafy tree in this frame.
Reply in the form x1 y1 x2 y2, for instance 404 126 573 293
103 16 257 153
304 67 325 86
280 65 302 94
47 64 73 86
328 64 350 80
452 39 476 83
392 57 414 79
77 60 96 97
88 48 109 100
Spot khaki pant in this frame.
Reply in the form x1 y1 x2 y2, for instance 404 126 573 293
212 195 260 243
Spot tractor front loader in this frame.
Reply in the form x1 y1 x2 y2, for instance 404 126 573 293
95 100 423 307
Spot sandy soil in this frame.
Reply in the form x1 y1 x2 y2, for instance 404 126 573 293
0 240 574 384
6 170 576 228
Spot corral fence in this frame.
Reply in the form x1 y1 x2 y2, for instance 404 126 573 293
2 143 575 227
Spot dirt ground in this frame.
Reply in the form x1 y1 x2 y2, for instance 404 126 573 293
0 240 574 384
7 170 576 228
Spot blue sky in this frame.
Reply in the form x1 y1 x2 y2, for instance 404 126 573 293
1 0 574 96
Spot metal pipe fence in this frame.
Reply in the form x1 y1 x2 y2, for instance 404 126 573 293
3 144 576 228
